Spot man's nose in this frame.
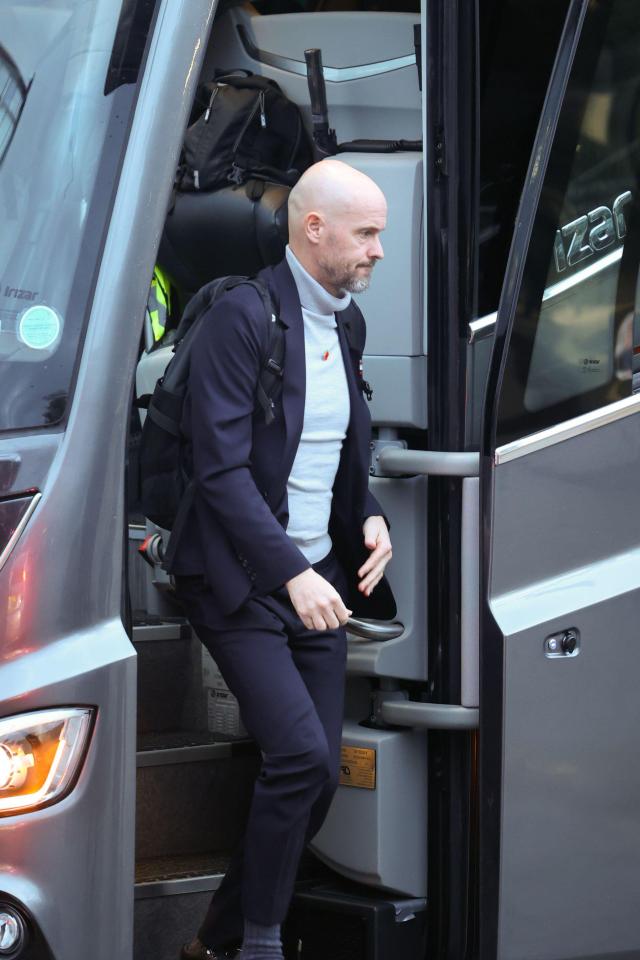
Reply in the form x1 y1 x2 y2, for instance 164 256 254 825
369 236 384 261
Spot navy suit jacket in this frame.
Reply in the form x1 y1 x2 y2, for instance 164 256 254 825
167 257 396 621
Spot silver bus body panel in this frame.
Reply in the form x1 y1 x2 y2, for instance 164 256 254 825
0 622 135 960
489 407 640 959
0 434 61 500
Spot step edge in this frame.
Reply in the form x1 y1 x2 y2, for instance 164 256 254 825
137 743 234 766
134 872 224 900
133 623 191 642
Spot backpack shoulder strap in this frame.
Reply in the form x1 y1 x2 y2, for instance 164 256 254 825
342 300 366 354
236 278 284 425
342 301 373 401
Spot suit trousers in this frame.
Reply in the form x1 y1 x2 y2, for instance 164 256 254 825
174 549 348 948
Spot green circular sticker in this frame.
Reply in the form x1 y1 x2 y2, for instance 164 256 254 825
18 305 61 350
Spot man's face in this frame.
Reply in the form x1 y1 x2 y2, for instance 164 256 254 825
315 200 386 295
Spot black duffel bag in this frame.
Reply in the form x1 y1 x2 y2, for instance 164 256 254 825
177 71 313 192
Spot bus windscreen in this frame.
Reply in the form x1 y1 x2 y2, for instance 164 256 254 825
0 0 156 432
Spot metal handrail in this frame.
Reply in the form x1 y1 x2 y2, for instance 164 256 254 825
346 618 404 641
376 447 480 477
380 699 479 730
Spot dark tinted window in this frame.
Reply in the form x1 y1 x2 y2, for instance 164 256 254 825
0 0 157 432
478 0 571 318
496 0 640 446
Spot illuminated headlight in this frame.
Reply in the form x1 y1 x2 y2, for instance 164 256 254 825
0 709 94 816
0 906 27 954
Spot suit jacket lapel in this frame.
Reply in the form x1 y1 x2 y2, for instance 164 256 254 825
272 259 306 475
336 310 362 441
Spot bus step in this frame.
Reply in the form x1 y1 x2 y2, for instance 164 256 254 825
133 620 191 642
134 856 228 960
135 852 230 889
135 629 201 734
136 750 259 863
137 730 256 759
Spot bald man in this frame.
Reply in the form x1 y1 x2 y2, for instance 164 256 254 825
169 160 396 960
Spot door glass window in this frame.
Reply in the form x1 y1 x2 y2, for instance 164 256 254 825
0 0 157 433
496 0 640 446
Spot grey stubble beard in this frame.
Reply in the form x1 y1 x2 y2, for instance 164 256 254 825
318 257 374 295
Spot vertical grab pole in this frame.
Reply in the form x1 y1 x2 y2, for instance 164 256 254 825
304 48 338 160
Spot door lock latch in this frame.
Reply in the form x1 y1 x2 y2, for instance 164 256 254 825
545 628 580 658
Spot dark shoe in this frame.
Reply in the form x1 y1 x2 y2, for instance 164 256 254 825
180 939 240 959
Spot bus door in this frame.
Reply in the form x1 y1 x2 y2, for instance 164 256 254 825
480 0 640 957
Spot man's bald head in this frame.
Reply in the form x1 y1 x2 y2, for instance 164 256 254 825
287 159 387 296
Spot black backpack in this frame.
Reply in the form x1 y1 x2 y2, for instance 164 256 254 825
177 72 313 192
138 277 284 533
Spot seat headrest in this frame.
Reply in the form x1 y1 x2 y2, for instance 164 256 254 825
158 180 290 301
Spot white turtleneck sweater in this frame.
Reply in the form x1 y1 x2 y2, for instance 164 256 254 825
285 246 351 564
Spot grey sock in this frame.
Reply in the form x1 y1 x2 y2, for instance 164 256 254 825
240 919 284 959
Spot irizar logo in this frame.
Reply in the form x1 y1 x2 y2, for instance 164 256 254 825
554 190 632 272
4 285 38 301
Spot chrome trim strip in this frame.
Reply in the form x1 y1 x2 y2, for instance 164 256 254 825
495 394 640 465
542 245 622 301
469 312 497 342
0 491 41 574
237 26 416 82
135 873 224 899
468 248 623 344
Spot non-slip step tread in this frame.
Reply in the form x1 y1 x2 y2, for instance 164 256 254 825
136 852 232 885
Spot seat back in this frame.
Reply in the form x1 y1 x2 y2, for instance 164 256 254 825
159 180 290 303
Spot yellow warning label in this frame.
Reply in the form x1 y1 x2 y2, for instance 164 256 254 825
339 745 376 790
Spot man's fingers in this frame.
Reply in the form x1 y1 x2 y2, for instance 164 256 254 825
358 542 391 578
333 597 351 624
358 548 392 581
359 561 386 593
361 573 383 597
289 571 352 632
368 573 383 595
325 608 341 630
311 612 328 631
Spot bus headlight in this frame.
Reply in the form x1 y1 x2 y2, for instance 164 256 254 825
0 709 94 816
0 905 27 954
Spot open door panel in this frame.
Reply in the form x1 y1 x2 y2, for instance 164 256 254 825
480 1 640 958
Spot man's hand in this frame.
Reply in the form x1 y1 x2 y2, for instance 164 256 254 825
358 516 392 596
285 568 352 631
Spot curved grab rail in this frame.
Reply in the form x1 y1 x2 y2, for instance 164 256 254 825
380 699 479 730
346 618 404 641
376 447 480 478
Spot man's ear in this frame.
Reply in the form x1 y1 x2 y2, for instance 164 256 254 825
305 211 323 245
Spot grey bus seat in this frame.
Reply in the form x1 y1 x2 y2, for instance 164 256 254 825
158 179 290 302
